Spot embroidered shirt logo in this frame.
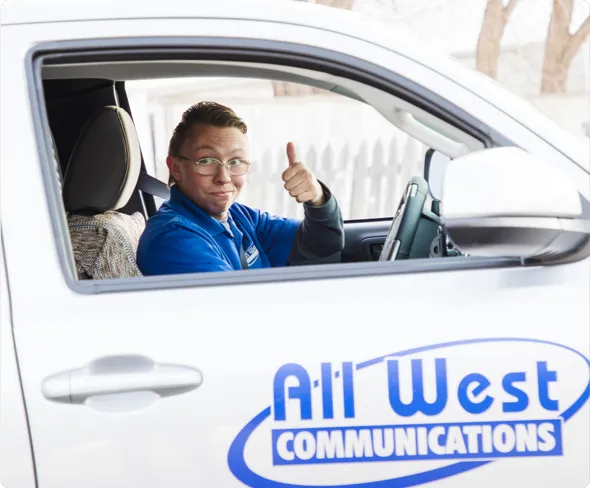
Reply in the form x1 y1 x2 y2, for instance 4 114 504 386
245 243 259 266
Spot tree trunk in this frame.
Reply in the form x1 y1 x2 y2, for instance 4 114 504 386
476 0 519 79
542 0 590 93
542 0 574 93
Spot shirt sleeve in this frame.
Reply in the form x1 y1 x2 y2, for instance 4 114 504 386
287 181 345 265
137 226 233 276
252 181 344 267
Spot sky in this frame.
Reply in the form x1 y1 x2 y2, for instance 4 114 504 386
353 0 590 54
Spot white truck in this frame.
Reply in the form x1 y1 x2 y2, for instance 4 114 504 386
1 1 589 487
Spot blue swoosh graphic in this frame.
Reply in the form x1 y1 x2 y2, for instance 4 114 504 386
228 338 590 488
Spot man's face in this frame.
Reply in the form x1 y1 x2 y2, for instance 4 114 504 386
168 125 248 220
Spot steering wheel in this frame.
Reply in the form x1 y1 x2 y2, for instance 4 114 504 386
379 176 429 261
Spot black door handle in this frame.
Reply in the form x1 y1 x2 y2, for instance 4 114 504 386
370 243 384 260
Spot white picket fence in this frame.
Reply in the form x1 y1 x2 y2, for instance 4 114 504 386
238 136 427 220
134 86 430 221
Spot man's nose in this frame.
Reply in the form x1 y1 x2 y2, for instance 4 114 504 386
214 164 231 184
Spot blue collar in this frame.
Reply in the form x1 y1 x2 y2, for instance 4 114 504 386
167 185 235 238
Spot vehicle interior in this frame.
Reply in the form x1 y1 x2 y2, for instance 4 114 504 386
40 58 490 281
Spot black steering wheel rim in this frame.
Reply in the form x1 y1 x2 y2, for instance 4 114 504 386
379 176 429 261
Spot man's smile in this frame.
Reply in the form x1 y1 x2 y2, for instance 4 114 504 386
210 190 234 198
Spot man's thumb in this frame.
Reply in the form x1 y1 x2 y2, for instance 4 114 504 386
286 142 297 166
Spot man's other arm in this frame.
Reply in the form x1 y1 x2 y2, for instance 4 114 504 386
288 182 344 264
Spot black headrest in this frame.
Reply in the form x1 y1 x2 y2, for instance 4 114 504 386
63 106 141 213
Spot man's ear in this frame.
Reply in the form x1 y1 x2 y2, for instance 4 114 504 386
166 155 182 184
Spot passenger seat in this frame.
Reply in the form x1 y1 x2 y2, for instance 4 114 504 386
62 106 145 280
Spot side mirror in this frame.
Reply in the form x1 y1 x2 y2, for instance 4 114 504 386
440 147 590 263
424 149 451 201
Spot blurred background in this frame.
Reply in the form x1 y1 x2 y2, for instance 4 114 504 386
127 0 590 220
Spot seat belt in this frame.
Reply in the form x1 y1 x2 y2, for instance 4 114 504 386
138 172 170 200
240 244 249 270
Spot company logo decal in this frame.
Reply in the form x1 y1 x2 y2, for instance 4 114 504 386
228 338 590 487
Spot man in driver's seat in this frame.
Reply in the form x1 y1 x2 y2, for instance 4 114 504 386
137 101 344 275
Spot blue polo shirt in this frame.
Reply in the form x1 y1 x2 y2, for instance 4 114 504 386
137 186 300 275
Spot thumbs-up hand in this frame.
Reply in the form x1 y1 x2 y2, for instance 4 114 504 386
282 142 326 206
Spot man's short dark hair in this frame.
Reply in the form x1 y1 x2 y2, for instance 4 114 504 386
168 101 248 157
167 102 247 186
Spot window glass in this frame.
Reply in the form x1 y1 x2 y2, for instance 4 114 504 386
126 77 428 219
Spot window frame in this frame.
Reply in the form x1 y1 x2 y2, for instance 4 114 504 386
27 36 523 295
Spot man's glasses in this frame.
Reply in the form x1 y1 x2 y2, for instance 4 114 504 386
176 155 251 176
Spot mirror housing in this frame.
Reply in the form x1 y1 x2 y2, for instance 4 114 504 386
440 147 590 263
424 149 451 201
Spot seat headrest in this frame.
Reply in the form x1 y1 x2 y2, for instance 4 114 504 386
63 106 141 213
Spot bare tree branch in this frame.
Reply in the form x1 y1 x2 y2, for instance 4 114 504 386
476 0 520 78
503 0 519 21
541 0 588 93
562 15 590 67
552 0 574 24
